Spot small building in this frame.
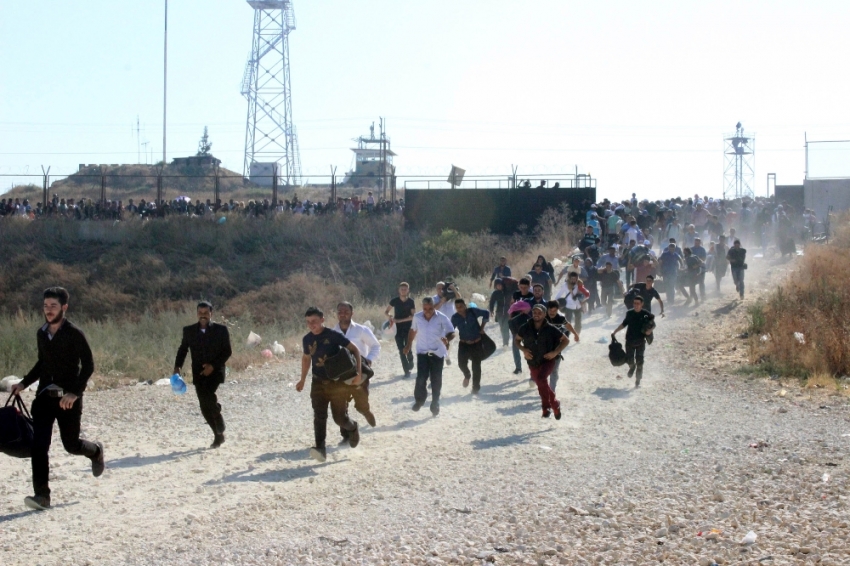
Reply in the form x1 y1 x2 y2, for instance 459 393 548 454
171 154 221 168
343 124 395 189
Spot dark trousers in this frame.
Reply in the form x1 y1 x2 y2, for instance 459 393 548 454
564 308 582 334
310 378 357 449
414 353 444 409
662 272 677 304
497 317 510 346
625 339 646 378
457 341 484 392
31 394 100 498
194 378 225 436
601 287 616 317
528 360 558 410
341 361 374 438
587 282 600 310
394 321 414 373
697 271 706 299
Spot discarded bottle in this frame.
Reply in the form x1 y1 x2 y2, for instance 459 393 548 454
170 373 187 395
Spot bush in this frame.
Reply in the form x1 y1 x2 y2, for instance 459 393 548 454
749 219 850 379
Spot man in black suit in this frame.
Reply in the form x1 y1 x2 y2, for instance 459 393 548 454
174 301 232 448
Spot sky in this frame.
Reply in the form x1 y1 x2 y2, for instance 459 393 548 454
2 0 850 201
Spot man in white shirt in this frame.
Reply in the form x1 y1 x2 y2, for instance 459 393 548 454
404 297 455 416
333 302 381 440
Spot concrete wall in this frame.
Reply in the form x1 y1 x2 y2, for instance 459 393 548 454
804 178 850 218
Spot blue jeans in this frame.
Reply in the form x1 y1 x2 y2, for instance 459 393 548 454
662 272 677 304
549 357 562 391
414 353 444 409
511 335 522 371
731 267 745 297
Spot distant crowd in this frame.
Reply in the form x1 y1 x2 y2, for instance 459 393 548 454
0 190 404 221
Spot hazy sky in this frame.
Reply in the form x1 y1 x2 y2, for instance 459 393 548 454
2 0 849 201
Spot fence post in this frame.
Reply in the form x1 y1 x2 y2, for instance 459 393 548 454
100 169 106 207
41 166 50 215
214 163 220 210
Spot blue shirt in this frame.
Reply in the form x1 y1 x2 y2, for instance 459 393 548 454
451 308 490 342
490 265 512 281
691 245 707 261
658 250 682 275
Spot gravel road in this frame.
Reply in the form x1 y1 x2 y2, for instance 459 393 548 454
2 266 848 565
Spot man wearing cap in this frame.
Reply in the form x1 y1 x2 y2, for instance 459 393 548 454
516 304 569 418
611 295 654 388
587 213 601 237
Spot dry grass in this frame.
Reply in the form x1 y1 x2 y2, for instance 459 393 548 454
749 214 850 381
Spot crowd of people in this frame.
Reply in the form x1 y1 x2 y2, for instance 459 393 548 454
0 191 404 221
7 190 817 512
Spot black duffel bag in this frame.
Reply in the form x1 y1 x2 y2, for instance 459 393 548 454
480 333 497 360
0 393 34 458
324 346 375 384
608 337 628 367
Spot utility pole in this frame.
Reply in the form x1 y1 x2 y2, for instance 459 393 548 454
41 166 50 214
162 0 168 166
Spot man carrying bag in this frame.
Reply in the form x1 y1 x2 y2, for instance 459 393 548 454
10 287 105 511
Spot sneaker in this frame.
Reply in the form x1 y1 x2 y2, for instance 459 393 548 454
627 365 636 378
403 372 411 378
512 368 522 375
430 403 440 417
92 441 105 477
411 402 423 412
462 376 470 388
348 424 360 449
24 495 50 511
309 447 327 463
364 411 377 427
542 408 551 418
209 434 225 450
553 402 562 421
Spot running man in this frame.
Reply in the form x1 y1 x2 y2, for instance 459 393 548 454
333 301 380 441
611 295 655 388
11 287 105 511
515 304 569 419
385 282 415 377
404 297 455 416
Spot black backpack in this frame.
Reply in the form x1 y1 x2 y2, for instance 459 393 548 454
608 337 628 367
623 286 641 310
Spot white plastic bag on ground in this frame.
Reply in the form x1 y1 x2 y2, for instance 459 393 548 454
471 293 486 304
363 320 375 333
272 341 285 355
246 331 262 347
154 378 171 386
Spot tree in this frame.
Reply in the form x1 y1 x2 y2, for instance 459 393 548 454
197 127 212 156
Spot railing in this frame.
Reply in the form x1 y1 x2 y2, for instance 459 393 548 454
403 174 596 191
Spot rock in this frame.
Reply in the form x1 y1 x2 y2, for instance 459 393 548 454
655 528 668 538
740 531 757 545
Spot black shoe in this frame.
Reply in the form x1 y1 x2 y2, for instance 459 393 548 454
512 368 522 375
92 441 105 477
430 403 440 417
348 424 360 448
635 377 641 388
411 402 423 412
542 408 551 418
627 365 636 378
338 435 350 445
471 387 480 396
210 434 225 450
24 495 50 511
364 411 377 427
462 376 470 388
553 401 562 421
309 447 327 463
403 372 411 378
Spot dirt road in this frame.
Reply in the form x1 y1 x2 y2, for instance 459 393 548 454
2 261 848 565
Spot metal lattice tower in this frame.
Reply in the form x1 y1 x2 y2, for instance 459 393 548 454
242 0 301 187
723 122 755 199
